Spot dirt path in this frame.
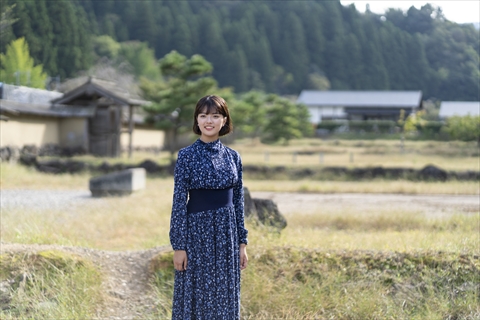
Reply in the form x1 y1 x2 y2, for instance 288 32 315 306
0 242 172 319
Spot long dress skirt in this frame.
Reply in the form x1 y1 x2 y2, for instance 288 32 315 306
172 205 241 319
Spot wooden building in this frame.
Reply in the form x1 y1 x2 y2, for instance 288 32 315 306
0 77 164 157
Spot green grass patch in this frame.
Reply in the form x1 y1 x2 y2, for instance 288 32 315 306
0 250 103 319
150 248 479 319
148 252 175 319
243 247 480 319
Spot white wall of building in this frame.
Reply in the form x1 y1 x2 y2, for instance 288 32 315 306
307 105 346 124
120 127 165 150
0 115 60 147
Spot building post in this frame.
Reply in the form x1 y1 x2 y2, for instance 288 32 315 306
128 105 133 159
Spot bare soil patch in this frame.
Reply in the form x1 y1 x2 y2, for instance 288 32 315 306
0 242 171 319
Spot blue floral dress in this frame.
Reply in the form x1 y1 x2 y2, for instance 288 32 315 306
170 138 248 320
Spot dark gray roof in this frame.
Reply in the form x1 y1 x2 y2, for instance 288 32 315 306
0 83 93 118
0 99 96 118
297 90 423 108
439 101 479 117
0 78 150 119
52 77 150 107
0 83 63 104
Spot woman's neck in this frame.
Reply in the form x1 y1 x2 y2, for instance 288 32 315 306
199 135 219 143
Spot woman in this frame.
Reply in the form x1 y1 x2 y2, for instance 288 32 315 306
170 95 248 319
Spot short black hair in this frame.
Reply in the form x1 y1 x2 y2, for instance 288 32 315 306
193 95 233 136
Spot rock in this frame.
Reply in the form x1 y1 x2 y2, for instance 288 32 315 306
418 165 447 181
89 168 146 197
137 159 164 174
0 146 20 163
450 170 480 181
9 147 20 163
253 198 287 230
97 161 112 173
243 187 258 218
243 187 286 230
37 159 87 174
19 154 38 167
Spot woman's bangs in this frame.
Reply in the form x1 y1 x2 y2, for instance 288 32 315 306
200 102 220 115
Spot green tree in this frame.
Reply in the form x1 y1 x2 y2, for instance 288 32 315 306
227 47 248 93
445 115 480 145
119 41 160 80
131 1 156 48
306 72 331 91
141 50 217 163
0 4 17 46
171 15 193 57
230 91 268 141
262 96 313 144
46 0 92 79
92 35 120 60
322 1 348 89
361 17 389 89
0 37 47 88
277 12 308 92
27 0 56 75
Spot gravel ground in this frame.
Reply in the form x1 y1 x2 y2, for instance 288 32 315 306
251 192 480 218
0 189 98 211
2 189 477 218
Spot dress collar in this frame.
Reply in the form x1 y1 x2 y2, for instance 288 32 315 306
194 138 223 153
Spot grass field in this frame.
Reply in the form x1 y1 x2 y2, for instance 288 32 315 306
36 138 480 171
1 138 479 318
233 138 480 171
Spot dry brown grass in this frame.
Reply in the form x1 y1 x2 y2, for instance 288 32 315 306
2 150 478 318
233 138 480 171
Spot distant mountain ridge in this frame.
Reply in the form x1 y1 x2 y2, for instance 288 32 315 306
4 0 479 101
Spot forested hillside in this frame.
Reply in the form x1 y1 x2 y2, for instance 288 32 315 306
2 0 479 100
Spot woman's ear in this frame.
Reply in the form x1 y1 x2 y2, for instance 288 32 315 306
223 117 228 127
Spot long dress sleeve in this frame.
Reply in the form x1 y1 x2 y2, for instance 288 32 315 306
169 149 189 251
233 154 248 245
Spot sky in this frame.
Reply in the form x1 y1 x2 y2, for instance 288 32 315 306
340 1 480 24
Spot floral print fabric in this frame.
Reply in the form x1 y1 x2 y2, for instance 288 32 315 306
170 138 248 319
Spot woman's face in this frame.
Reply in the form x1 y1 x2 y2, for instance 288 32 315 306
197 109 227 142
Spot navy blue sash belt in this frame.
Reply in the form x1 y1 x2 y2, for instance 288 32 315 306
187 188 233 213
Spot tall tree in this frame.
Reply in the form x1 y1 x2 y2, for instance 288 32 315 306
0 4 17 47
171 16 193 57
262 96 313 144
322 1 348 89
361 17 389 89
278 12 309 92
130 1 157 49
404 33 431 91
230 91 268 141
45 0 92 79
141 51 217 163
0 37 47 88
119 41 160 80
